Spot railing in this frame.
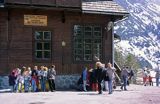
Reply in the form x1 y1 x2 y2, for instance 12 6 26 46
4 0 81 8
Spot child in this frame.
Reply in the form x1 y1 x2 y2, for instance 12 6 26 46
23 67 31 92
148 75 153 86
31 72 37 92
15 68 24 92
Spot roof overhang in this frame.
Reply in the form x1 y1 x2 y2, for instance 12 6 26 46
114 33 121 40
114 33 121 43
82 1 129 18
82 10 129 16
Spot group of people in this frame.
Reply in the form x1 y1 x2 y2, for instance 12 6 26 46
142 66 160 86
80 62 134 94
8 62 135 94
142 67 153 86
9 65 56 92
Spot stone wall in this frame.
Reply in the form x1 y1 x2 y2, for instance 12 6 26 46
55 75 80 90
0 76 10 89
0 75 80 90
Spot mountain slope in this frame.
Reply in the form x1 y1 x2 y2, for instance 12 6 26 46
114 0 160 69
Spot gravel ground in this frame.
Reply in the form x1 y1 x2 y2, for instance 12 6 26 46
0 85 160 104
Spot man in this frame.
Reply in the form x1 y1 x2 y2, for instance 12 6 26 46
48 65 56 92
121 66 129 91
82 67 88 91
128 69 134 85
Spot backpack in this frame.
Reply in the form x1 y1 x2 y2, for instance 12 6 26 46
104 69 110 81
130 70 134 76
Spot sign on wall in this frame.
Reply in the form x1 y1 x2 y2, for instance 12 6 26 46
24 15 47 26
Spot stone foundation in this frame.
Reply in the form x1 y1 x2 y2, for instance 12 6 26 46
0 75 80 90
0 76 10 89
55 75 80 90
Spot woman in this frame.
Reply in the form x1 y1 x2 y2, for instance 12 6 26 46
31 66 38 92
95 62 104 94
23 67 31 92
91 68 98 91
106 63 115 94
14 68 24 92
40 67 48 92
47 65 56 92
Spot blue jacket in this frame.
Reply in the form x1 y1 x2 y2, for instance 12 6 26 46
82 68 87 80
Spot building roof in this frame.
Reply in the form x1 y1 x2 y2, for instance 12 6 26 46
114 33 121 40
82 1 129 16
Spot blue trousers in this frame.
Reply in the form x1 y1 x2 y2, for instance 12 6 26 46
108 80 113 94
14 80 19 92
24 80 30 92
121 76 127 90
31 80 37 92
40 77 47 91
156 78 159 86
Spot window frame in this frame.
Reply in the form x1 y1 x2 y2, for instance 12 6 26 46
73 24 103 62
33 29 52 62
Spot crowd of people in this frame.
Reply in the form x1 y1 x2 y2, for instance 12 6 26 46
78 62 134 94
8 65 56 92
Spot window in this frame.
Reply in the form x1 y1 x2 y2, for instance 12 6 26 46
34 31 51 60
73 25 102 61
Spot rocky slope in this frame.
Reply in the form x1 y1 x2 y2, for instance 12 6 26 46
114 0 160 69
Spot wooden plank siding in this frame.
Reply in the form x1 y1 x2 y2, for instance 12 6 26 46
5 0 81 7
0 8 113 75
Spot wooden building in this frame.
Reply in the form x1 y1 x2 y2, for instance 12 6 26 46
0 0 129 75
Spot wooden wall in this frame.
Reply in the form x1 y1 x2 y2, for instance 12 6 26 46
0 10 9 74
0 8 113 75
5 0 81 7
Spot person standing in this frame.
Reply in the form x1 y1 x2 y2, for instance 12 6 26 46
95 62 105 94
106 63 115 94
40 67 48 92
15 68 24 93
103 66 109 91
155 62 160 86
36 66 44 91
155 70 160 86
128 69 134 84
148 74 153 86
143 66 150 86
82 67 88 91
121 66 129 91
47 65 56 92
23 67 31 92
31 66 38 92
8 70 16 92
89 68 98 91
